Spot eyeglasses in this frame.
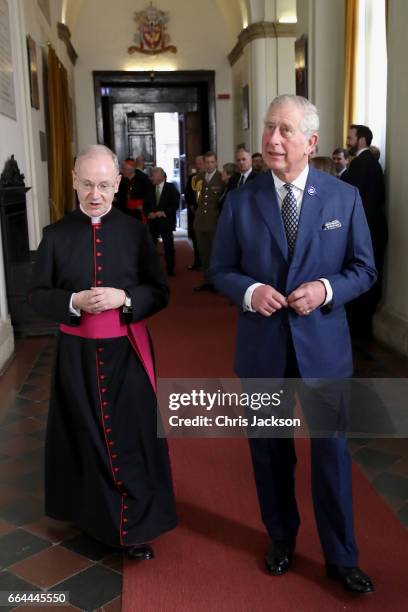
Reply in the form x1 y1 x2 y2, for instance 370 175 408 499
74 175 118 194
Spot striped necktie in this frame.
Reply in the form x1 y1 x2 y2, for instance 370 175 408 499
281 183 298 254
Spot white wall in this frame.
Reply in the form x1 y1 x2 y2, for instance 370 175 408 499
22 0 76 244
71 0 234 166
296 0 345 155
374 0 408 355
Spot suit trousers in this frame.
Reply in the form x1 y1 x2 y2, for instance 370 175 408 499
149 223 175 274
247 335 358 566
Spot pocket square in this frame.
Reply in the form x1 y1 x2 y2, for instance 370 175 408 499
322 220 342 230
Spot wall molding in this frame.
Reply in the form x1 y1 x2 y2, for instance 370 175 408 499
228 21 296 66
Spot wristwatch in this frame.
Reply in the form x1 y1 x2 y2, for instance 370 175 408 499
123 291 132 309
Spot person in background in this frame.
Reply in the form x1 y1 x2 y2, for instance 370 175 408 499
193 151 224 292
344 124 388 343
309 156 337 176
219 162 239 212
147 166 180 277
230 147 258 188
184 155 205 270
252 152 266 173
332 148 350 180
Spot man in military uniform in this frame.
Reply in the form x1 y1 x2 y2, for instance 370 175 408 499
193 151 224 291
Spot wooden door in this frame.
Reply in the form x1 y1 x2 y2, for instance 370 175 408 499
126 112 156 173
178 111 202 193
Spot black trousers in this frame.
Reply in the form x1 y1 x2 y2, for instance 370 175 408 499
149 223 175 274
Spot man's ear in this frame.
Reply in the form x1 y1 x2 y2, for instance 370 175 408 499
306 134 318 156
72 170 77 188
115 174 122 194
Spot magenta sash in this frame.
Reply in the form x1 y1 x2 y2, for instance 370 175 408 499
60 310 156 392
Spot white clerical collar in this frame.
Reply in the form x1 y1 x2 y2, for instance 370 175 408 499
356 147 370 157
80 204 112 224
271 164 309 192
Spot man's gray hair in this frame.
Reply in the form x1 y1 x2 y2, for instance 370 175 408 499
152 166 166 178
267 95 319 138
74 145 119 174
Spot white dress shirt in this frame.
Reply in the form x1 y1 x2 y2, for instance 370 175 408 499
243 166 333 311
205 169 217 183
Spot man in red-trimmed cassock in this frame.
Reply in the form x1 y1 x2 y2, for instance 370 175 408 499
30 145 177 560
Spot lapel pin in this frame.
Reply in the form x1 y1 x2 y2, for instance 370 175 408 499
307 186 316 196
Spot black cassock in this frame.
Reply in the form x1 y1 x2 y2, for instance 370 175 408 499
30 207 177 547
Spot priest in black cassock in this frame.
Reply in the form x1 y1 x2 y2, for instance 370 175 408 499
29 145 177 560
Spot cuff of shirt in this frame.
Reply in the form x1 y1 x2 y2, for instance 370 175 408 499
318 278 333 306
243 283 264 312
69 293 81 316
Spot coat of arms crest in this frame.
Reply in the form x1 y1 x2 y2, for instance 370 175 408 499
128 2 177 55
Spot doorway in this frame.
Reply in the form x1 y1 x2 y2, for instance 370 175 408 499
93 71 215 192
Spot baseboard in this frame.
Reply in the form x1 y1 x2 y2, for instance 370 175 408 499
374 307 408 358
0 318 15 374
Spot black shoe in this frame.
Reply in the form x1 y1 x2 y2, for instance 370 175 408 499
265 539 295 576
326 564 374 593
125 544 155 560
193 283 214 292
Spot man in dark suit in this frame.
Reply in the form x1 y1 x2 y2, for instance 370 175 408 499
184 155 205 270
344 125 388 343
332 147 349 180
210 95 376 593
146 167 180 276
229 147 259 189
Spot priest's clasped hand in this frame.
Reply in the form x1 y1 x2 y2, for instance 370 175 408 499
72 287 126 313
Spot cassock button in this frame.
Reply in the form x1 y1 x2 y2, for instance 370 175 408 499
99 361 104 366
123 518 128 523
96 280 103 285
96 238 101 243
100 374 106 380
123 492 128 497
96 252 102 257
117 480 123 485
122 530 127 536
97 266 103 271
98 348 104 352
109 441 115 446
114 467 119 472
112 453 118 459
124 505 128 510
106 428 112 433
103 401 108 406
101 387 107 393
104 415 110 420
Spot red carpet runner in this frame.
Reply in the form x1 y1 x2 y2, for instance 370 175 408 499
123 240 408 611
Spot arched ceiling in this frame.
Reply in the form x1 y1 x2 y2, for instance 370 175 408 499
62 0 247 48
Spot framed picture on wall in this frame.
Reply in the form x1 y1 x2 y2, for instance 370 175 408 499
26 35 40 110
295 35 308 99
242 84 249 130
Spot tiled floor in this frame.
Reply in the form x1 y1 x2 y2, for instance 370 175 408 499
0 338 121 611
0 335 407 611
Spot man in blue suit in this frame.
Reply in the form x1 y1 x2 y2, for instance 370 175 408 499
210 95 376 593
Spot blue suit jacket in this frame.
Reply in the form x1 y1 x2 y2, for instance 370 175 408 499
210 167 377 379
